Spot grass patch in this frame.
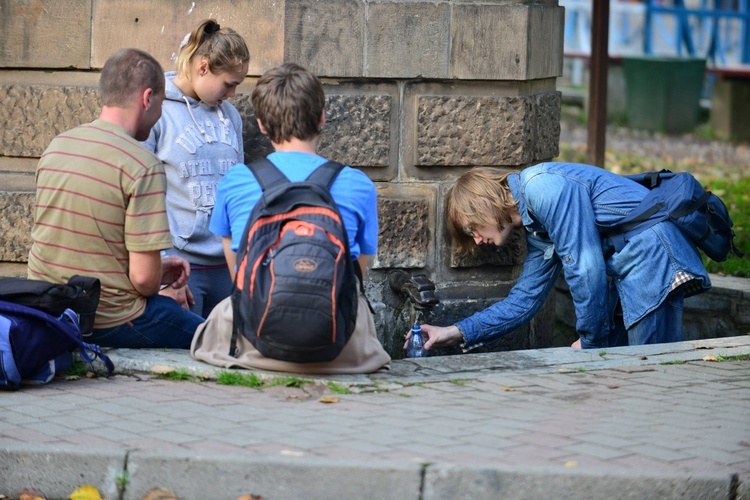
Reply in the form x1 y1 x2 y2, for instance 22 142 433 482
157 369 199 382
449 379 470 386
717 354 750 362
700 177 749 277
216 371 310 389
660 360 687 365
65 358 90 378
216 371 265 388
327 381 351 394
116 470 129 494
269 376 307 388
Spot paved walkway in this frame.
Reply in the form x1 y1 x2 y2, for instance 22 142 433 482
2 336 750 500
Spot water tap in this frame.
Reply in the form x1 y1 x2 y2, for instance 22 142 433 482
388 271 439 311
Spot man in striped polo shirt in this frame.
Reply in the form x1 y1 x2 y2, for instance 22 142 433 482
28 48 204 348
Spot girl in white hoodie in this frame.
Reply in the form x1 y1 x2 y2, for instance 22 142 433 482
143 19 249 318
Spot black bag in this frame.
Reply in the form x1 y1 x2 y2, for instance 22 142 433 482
0 276 101 334
231 158 358 363
0 300 114 390
598 170 743 262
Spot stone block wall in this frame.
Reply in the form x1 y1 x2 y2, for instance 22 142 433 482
0 0 565 357
555 275 750 344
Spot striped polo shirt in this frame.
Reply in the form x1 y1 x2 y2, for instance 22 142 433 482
28 119 172 328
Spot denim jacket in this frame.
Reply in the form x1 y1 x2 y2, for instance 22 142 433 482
456 162 710 349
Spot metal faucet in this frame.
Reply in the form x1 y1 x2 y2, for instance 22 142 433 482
388 271 439 311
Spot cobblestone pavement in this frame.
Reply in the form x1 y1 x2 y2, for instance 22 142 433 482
2 338 750 499
3 358 750 474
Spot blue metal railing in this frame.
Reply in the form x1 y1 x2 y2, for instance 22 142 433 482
644 0 750 65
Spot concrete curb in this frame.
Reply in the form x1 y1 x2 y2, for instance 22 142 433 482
1 444 125 500
2 444 745 500
102 335 750 388
424 464 738 500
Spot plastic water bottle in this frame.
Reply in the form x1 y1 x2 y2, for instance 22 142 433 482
407 324 427 358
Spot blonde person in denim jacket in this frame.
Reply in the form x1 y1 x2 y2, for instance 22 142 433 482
142 19 249 318
406 163 710 352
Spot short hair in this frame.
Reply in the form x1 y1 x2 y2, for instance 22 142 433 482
251 63 325 144
445 167 518 255
99 48 164 107
176 19 249 78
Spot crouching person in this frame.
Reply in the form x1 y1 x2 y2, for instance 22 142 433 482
408 164 711 352
192 63 390 373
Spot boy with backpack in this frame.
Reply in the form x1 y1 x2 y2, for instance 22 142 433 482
191 63 390 373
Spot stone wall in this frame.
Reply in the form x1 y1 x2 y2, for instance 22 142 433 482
555 275 750 344
0 0 565 357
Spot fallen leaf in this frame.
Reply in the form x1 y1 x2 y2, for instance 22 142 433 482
501 386 518 392
607 384 620 389
237 495 265 500
85 371 98 379
69 485 103 500
703 355 719 362
319 396 340 404
18 488 45 500
564 461 578 468
141 487 178 500
694 345 713 350
150 365 175 375
280 450 304 457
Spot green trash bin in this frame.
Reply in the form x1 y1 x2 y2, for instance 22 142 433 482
622 56 706 134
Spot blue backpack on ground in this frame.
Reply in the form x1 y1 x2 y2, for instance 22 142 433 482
598 170 743 262
0 300 114 390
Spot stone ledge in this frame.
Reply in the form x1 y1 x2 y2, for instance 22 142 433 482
554 273 750 340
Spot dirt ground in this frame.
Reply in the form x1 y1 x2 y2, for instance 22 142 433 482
558 111 750 180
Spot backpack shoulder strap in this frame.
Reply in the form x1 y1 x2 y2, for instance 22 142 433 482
306 161 345 190
246 158 290 192
0 300 114 375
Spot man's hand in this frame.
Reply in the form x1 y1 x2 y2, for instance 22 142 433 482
161 255 191 289
403 324 464 351
570 339 582 349
159 284 195 310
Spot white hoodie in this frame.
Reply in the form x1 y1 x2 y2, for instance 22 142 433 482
143 71 244 266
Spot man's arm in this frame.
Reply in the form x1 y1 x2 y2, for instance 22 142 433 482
129 250 162 297
129 251 190 297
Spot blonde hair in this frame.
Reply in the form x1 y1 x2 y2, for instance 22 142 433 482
445 167 518 255
176 19 249 79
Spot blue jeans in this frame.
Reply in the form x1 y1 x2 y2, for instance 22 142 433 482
188 265 233 319
608 286 685 347
87 295 204 348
